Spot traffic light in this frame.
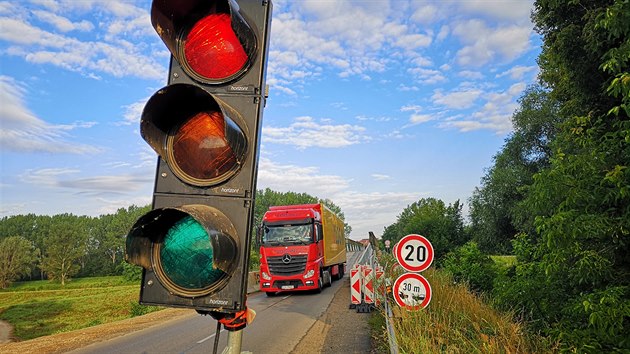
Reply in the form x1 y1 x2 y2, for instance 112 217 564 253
125 0 272 317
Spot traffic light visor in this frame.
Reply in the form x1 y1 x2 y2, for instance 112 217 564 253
141 84 248 186
126 205 239 297
151 0 257 84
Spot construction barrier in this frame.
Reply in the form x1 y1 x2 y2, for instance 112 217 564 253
350 265 362 305
375 265 384 307
362 265 374 304
350 263 380 313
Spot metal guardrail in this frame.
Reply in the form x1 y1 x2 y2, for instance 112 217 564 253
353 242 400 354
385 294 400 354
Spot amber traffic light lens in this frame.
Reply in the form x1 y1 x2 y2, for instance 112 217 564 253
169 110 245 185
184 13 249 82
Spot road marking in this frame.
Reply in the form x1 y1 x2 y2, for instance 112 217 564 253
197 329 225 344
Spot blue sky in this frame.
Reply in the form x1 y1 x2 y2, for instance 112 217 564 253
0 0 540 240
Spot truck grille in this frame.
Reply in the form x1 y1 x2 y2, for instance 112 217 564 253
267 255 307 275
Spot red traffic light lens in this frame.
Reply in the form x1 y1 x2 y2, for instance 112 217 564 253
169 110 243 185
184 13 248 82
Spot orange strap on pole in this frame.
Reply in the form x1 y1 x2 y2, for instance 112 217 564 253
211 306 256 331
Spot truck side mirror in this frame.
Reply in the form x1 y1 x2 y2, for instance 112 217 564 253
317 224 324 242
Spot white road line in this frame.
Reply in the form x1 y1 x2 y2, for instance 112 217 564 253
197 329 225 344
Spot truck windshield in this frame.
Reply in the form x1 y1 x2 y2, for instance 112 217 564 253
262 224 312 245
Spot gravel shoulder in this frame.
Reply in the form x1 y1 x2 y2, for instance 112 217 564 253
0 321 11 345
291 276 379 354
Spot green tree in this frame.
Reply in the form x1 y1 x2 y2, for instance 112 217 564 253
85 205 150 276
495 0 630 350
469 85 561 253
0 236 37 288
41 216 89 285
382 198 467 262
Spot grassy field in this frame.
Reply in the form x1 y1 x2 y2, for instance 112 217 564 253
490 255 517 269
0 276 161 340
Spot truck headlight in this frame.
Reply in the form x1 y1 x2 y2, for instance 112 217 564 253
303 269 314 279
262 271 271 280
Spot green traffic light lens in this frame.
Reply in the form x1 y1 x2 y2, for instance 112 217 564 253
159 216 226 291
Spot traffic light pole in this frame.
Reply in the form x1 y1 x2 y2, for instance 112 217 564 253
223 330 243 354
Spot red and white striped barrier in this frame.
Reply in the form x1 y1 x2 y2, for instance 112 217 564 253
350 265 362 305
375 265 384 306
362 265 374 304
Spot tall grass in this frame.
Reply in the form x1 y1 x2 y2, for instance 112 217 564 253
0 276 161 340
376 255 554 353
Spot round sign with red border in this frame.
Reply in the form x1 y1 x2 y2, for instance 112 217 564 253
394 234 434 272
393 272 431 310
392 241 399 257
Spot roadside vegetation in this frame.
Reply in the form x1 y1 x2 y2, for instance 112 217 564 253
367 250 552 354
377 0 630 351
0 276 161 340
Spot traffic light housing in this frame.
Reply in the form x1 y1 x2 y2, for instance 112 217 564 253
125 0 272 314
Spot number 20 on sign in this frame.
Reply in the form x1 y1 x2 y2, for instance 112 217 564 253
394 234 434 273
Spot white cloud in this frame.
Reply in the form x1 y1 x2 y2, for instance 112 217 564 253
458 0 533 22
452 20 533 67
408 67 447 84
432 89 483 109
436 25 449 41
410 114 434 124
371 174 391 181
439 82 527 134
496 65 538 80
402 105 435 126
333 191 421 239
411 5 439 24
32 10 94 32
121 96 149 126
458 70 484 80
20 167 154 193
258 158 350 195
263 116 368 149
0 75 103 154
0 10 164 80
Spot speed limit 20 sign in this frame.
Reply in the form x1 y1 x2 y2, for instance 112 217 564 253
394 234 434 273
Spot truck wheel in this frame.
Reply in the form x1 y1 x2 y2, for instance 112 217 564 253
315 278 323 293
325 270 332 288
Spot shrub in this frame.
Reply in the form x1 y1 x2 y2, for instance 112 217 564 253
443 241 497 293
121 262 142 282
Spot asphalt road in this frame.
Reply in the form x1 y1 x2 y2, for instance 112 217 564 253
70 252 360 354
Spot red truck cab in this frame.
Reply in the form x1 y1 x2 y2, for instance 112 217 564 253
258 203 346 295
